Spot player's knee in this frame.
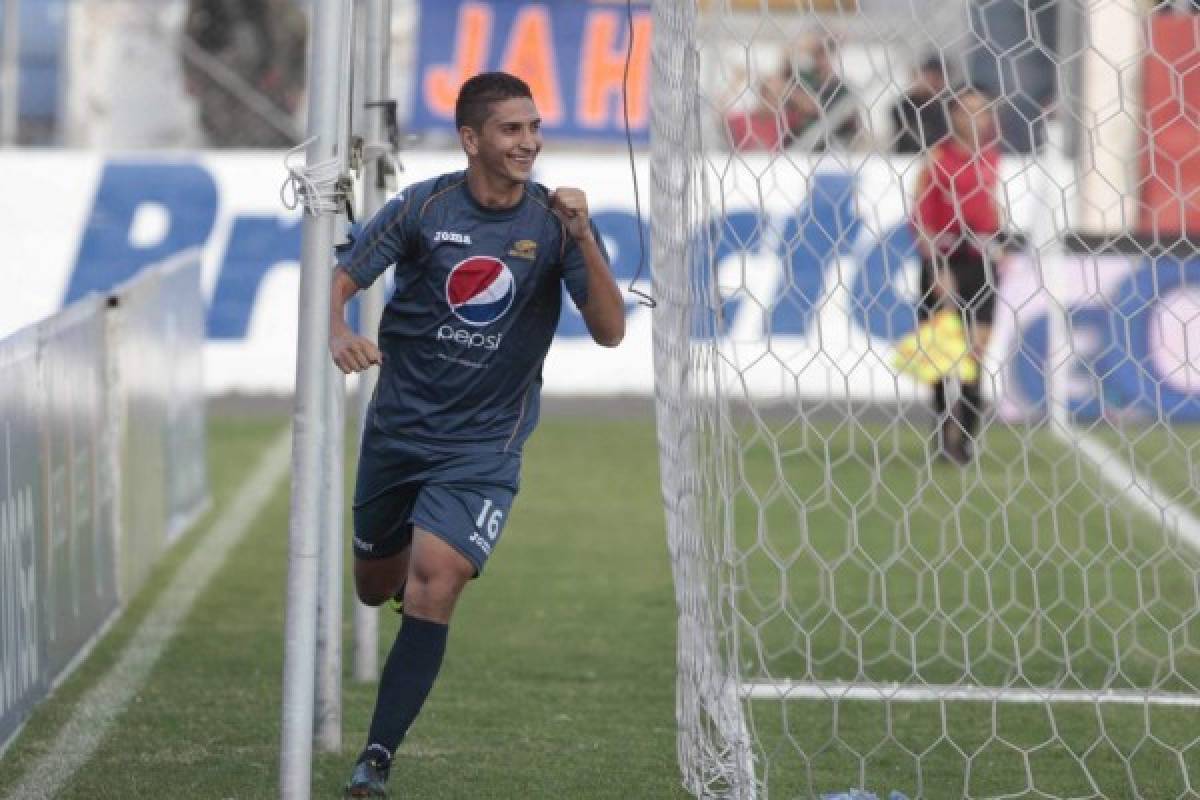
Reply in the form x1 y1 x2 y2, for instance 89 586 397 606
353 571 395 606
355 581 392 607
406 569 464 603
404 568 468 619
353 558 407 607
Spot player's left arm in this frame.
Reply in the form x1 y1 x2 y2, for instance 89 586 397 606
551 187 625 348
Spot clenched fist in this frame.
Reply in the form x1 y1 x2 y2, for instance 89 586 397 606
550 187 592 243
330 329 382 374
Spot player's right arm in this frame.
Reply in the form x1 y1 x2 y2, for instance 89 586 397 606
330 268 381 373
911 154 941 259
328 190 418 373
911 152 955 300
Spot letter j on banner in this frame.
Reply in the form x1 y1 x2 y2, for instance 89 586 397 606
413 0 650 141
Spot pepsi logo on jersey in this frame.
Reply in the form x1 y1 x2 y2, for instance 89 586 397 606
445 256 515 326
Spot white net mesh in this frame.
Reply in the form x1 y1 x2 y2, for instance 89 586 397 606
652 2 1200 798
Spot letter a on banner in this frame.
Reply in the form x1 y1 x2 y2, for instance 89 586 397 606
501 6 564 125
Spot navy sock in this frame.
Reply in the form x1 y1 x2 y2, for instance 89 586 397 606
959 380 983 439
364 613 449 758
932 380 948 417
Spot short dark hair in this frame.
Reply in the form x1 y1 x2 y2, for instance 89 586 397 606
455 72 533 131
919 54 944 75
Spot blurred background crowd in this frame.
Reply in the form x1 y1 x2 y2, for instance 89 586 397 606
0 0 1196 163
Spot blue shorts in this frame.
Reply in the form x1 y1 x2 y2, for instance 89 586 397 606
352 432 521 575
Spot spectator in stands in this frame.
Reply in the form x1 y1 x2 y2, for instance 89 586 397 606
183 0 307 148
890 56 950 154
725 70 797 152
783 35 861 150
724 36 860 153
1154 0 1200 12
912 87 1004 464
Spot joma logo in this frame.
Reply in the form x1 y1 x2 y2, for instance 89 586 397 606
433 231 472 245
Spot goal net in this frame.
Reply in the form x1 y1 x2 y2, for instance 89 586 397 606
651 1 1200 798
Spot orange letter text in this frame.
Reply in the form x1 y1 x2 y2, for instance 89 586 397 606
577 10 651 129
500 6 563 125
423 3 493 123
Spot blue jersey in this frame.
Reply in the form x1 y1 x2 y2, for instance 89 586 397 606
340 171 604 454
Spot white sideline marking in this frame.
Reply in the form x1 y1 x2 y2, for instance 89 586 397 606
741 680 1200 707
1051 425 1200 554
3 429 292 800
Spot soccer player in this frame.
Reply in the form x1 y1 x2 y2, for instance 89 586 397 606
329 71 625 797
912 87 1003 464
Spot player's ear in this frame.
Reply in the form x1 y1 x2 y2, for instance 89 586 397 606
460 125 479 157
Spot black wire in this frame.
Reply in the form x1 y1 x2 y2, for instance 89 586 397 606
622 0 656 308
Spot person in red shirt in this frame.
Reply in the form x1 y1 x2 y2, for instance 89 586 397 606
912 87 1003 463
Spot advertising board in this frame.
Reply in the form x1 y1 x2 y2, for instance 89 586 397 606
0 151 1196 420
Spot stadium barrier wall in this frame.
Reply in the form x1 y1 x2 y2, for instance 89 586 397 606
0 251 209 755
110 251 210 597
0 151 1196 420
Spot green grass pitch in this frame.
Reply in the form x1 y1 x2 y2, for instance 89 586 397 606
0 413 684 799
0 409 1197 798
727 415 1200 798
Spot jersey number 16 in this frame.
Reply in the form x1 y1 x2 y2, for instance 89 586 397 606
476 498 504 541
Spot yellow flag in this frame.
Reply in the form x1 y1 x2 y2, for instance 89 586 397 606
892 310 978 384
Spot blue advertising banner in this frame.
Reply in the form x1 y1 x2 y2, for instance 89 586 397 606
411 0 650 141
3 150 1200 421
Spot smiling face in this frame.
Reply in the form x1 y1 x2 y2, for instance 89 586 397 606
461 96 542 185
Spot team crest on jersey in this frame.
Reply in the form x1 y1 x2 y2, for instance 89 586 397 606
445 256 515 326
508 239 537 260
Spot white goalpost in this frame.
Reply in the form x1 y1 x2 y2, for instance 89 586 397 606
653 1 1200 798
279 0 399 793
278 0 390 794
278 0 349 792
350 0 401 687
